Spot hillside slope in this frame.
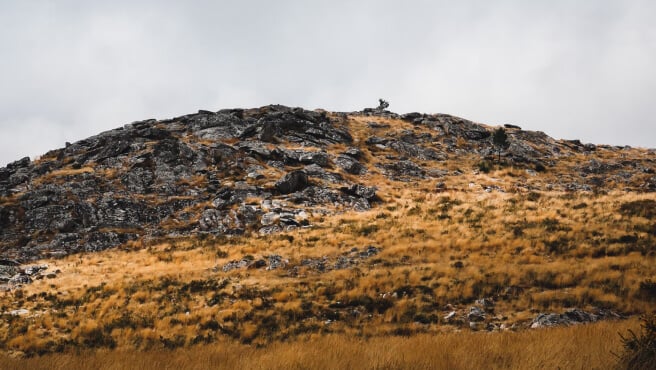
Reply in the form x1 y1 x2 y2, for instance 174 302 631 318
0 105 654 356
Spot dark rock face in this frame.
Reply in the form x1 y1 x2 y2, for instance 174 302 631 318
335 155 366 175
340 184 378 201
0 105 380 262
275 170 309 194
401 113 490 140
1 104 650 262
378 160 426 181
239 105 352 146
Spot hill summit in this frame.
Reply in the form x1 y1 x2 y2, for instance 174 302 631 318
2 104 653 263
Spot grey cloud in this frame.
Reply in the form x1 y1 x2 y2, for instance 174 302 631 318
1 0 655 166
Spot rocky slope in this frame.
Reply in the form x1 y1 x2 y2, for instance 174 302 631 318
1 104 654 264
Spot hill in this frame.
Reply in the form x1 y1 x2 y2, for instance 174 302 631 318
0 104 654 366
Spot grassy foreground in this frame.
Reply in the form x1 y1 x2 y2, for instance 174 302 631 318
0 318 639 370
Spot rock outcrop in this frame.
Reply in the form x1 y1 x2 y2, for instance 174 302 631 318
0 104 653 262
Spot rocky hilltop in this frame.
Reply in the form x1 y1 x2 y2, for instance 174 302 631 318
1 105 655 357
1 105 654 263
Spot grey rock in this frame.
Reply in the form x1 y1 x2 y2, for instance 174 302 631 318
298 151 330 167
266 255 287 270
334 256 352 270
335 155 366 175
23 264 48 276
238 142 272 159
258 121 277 142
389 141 444 161
475 298 495 312
9 274 31 285
580 159 621 175
530 308 602 329
0 266 19 282
275 170 309 194
222 259 250 272
261 212 280 226
358 246 380 258
259 225 282 235
340 184 378 201
0 259 20 266
468 306 486 322
7 157 30 170
237 205 260 226
401 112 423 122
301 257 328 272
365 136 388 147
303 164 343 183
343 147 363 159
378 160 425 181
8 308 29 316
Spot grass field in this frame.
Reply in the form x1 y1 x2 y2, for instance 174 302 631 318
0 318 640 370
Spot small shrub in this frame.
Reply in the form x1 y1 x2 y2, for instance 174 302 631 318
526 192 541 202
160 335 186 350
477 160 492 173
638 280 656 301
80 328 116 349
616 314 656 370
356 224 379 237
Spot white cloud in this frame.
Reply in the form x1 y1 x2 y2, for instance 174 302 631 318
1 0 655 166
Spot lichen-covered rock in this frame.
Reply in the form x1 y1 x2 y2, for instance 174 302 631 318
335 155 366 175
275 170 309 194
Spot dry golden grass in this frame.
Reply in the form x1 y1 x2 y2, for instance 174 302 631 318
0 319 639 369
1 182 653 356
30 166 95 185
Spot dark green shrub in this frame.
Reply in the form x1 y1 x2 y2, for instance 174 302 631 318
80 328 116 349
616 314 656 370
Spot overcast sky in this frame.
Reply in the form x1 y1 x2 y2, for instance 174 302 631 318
1 1 655 166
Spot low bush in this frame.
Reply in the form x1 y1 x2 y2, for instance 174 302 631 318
616 314 656 370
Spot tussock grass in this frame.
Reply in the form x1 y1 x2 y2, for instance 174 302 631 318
1 114 654 362
1 186 653 355
0 319 639 369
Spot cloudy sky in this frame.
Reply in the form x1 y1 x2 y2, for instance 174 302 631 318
1 1 655 166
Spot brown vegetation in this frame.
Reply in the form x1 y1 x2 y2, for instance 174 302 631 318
0 112 654 367
0 319 640 369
